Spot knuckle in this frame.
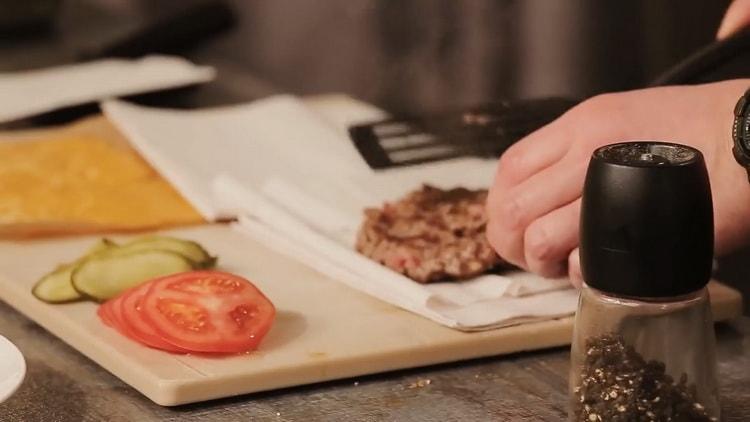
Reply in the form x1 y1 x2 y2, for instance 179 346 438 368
581 93 616 112
563 93 628 158
525 224 555 263
485 185 502 212
497 145 524 176
486 220 523 266
497 195 524 230
525 224 568 278
569 93 620 122
485 220 507 257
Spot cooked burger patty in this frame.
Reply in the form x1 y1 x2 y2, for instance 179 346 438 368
355 184 504 283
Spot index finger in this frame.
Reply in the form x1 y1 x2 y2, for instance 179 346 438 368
494 117 574 189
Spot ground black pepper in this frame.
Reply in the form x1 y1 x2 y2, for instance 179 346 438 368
572 333 716 422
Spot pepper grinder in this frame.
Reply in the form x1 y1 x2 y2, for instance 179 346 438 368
569 142 720 421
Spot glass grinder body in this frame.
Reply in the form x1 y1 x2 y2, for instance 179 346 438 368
570 142 720 421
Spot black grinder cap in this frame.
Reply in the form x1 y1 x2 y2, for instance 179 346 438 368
580 142 714 298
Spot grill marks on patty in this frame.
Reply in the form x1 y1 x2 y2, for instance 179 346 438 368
356 184 504 283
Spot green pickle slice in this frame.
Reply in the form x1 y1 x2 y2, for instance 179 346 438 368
32 236 216 304
31 238 117 303
32 264 80 303
120 236 217 268
72 249 193 301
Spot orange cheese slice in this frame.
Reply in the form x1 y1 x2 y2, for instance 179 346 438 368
0 116 205 238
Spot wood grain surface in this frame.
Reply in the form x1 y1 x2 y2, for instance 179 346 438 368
0 224 736 409
1 300 749 421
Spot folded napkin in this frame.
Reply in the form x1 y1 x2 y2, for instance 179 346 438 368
0 56 214 124
102 95 579 331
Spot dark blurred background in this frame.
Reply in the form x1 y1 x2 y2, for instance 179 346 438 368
0 0 733 113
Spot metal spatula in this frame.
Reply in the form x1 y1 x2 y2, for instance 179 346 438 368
348 98 577 169
350 27 750 170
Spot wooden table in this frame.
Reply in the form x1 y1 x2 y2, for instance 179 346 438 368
2 1 750 420
0 300 747 421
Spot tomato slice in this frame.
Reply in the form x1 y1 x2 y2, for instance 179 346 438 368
140 271 276 353
106 295 139 341
97 301 114 327
120 283 188 353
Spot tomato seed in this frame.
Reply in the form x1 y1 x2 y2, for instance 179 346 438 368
157 299 211 332
229 305 258 330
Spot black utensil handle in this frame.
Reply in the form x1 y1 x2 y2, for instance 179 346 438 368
651 27 750 86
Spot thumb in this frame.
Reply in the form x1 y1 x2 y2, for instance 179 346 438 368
568 248 583 288
717 0 750 39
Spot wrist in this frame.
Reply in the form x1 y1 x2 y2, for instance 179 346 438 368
731 85 750 180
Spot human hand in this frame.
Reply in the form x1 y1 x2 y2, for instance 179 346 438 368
486 80 750 287
718 0 750 39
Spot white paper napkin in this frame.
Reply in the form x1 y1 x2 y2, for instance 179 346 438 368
0 55 215 123
102 95 579 331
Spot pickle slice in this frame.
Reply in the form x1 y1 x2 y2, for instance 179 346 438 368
31 238 118 303
87 238 117 255
120 236 216 268
72 249 193 301
33 235 215 304
32 264 80 303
